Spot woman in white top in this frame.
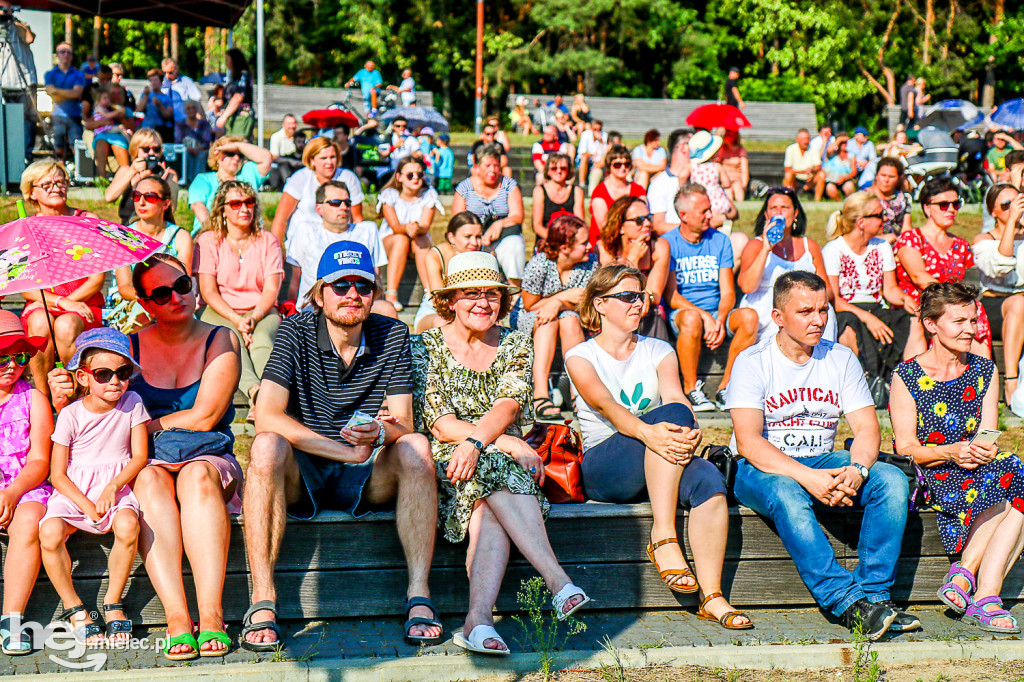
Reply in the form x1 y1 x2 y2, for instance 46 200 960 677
737 186 836 341
973 183 1024 403
630 129 667 189
414 212 484 333
565 264 751 630
377 156 443 310
823 191 912 384
269 137 365 250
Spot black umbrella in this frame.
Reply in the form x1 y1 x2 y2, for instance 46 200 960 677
917 109 972 132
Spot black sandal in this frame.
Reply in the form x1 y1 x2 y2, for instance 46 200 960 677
103 603 133 646
239 600 283 652
57 605 104 645
404 596 444 645
533 397 562 420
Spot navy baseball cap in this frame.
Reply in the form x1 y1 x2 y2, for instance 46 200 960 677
317 241 375 285
854 126 869 136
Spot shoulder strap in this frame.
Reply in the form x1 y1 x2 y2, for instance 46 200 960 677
432 245 446 274
205 326 222 354
129 332 140 360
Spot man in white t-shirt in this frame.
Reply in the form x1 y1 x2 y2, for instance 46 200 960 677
286 181 394 318
725 271 914 640
576 120 608 192
648 129 693 236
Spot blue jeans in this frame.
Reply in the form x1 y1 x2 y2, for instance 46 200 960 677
733 450 908 616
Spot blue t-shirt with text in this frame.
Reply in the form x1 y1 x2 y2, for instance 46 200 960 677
665 228 733 313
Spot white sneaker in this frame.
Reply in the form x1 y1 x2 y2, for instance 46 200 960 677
686 380 716 412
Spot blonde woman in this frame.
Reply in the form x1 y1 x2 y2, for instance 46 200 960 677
269 136 365 251
104 128 181 226
188 135 272 234
822 191 912 382
18 161 102 395
196 181 283 413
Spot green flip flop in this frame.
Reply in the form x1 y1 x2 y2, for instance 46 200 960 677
163 630 199 661
197 629 232 657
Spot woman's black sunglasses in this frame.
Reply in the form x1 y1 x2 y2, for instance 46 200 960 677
599 290 646 305
142 275 193 305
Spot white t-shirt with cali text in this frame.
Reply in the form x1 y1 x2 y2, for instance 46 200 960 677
724 334 873 459
565 336 675 451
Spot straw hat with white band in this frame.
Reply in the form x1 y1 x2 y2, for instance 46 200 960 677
431 252 520 295
689 130 723 164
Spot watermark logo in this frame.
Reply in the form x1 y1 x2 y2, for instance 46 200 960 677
5 614 170 671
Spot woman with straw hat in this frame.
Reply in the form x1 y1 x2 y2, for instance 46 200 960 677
411 251 590 655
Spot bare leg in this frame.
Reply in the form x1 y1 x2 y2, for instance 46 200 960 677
105 510 140 645
674 309 705 393
557 316 585 355
813 171 826 202
112 144 130 168
383 233 411 304
688 494 748 624
411 234 434 294
945 502 1009 610
645 447 694 590
2 502 46 615
463 500 510 651
94 140 110 178
782 170 797 190
971 503 1024 629
52 314 85 369
24 309 55 398
904 317 927 360
1001 295 1024 402
134 466 193 655
721 308 759 389
362 433 440 638
38 518 102 641
177 461 233 653
483 489 583 616
242 432 302 645
532 319 558 401
838 326 859 355
371 300 398 319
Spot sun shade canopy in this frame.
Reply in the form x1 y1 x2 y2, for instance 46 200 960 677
15 0 252 28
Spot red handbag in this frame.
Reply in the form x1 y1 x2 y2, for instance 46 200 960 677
525 420 585 504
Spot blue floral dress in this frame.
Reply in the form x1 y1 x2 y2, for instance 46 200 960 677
894 354 1024 554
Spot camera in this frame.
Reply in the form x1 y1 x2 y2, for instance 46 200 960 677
146 155 165 174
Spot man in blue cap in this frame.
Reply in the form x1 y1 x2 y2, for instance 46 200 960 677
847 127 878 189
240 240 443 651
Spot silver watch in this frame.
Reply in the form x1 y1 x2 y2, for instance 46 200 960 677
851 463 869 481
374 419 387 447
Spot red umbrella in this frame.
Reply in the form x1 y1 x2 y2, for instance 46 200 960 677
302 109 360 130
686 104 751 131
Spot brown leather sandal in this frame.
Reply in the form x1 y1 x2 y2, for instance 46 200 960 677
697 592 753 630
646 537 699 594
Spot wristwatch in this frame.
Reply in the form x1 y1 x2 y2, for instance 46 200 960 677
374 419 387 447
851 463 870 481
465 437 485 452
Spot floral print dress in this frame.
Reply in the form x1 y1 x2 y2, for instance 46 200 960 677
893 228 991 345
0 380 51 507
893 354 1024 554
411 327 548 543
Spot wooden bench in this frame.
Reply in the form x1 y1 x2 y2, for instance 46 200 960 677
505 95 817 142
11 503 1019 626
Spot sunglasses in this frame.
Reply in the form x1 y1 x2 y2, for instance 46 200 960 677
861 212 884 220
139 145 162 153
610 161 631 169
0 352 32 368
319 198 352 207
56 49 72 55
132 191 164 205
551 166 570 173
219 150 240 159
226 198 256 210
624 214 653 225
403 171 425 180
329 280 374 297
599 290 646 305
929 199 962 212
141 275 192 305
1000 196 1021 211
459 289 503 302
767 186 797 196
80 365 134 384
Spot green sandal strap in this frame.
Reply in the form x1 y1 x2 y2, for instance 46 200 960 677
197 630 231 647
164 631 199 652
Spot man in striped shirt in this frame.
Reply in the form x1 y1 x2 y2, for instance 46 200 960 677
240 241 442 650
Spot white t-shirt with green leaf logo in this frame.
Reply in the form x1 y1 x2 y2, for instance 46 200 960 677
565 335 674 451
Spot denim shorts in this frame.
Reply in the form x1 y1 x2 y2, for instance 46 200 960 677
289 445 382 520
51 116 83 150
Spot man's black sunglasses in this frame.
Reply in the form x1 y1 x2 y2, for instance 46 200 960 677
319 198 352 207
329 280 374 297
141 275 192 305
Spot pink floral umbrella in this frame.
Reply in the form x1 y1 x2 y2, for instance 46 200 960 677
0 214 164 362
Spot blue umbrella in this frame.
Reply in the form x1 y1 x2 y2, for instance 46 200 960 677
379 106 449 132
990 99 1024 130
956 112 986 131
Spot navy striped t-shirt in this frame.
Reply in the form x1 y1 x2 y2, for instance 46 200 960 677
262 311 412 442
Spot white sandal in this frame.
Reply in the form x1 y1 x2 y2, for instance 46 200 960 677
552 583 590 621
453 625 510 655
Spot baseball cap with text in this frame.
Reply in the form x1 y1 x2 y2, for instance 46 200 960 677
316 241 376 285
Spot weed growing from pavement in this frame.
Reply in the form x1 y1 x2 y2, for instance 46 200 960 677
512 576 586 681
851 615 882 682
597 635 626 682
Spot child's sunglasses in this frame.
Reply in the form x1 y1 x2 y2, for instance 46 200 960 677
80 365 134 383
0 351 32 368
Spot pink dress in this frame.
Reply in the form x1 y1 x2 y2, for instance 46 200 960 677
42 392 149 533
691 162 732 215
0 380 51 506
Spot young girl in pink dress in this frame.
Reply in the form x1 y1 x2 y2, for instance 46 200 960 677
0 311 53 655
39 328 150 647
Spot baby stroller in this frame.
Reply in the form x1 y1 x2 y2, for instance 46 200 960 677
902 127 966 200
957 132 991 204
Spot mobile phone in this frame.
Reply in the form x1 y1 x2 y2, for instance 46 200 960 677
765 215 786 245
344 410 377 430
970 429 1001 446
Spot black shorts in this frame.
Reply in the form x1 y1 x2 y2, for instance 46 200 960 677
980 296 1007 339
